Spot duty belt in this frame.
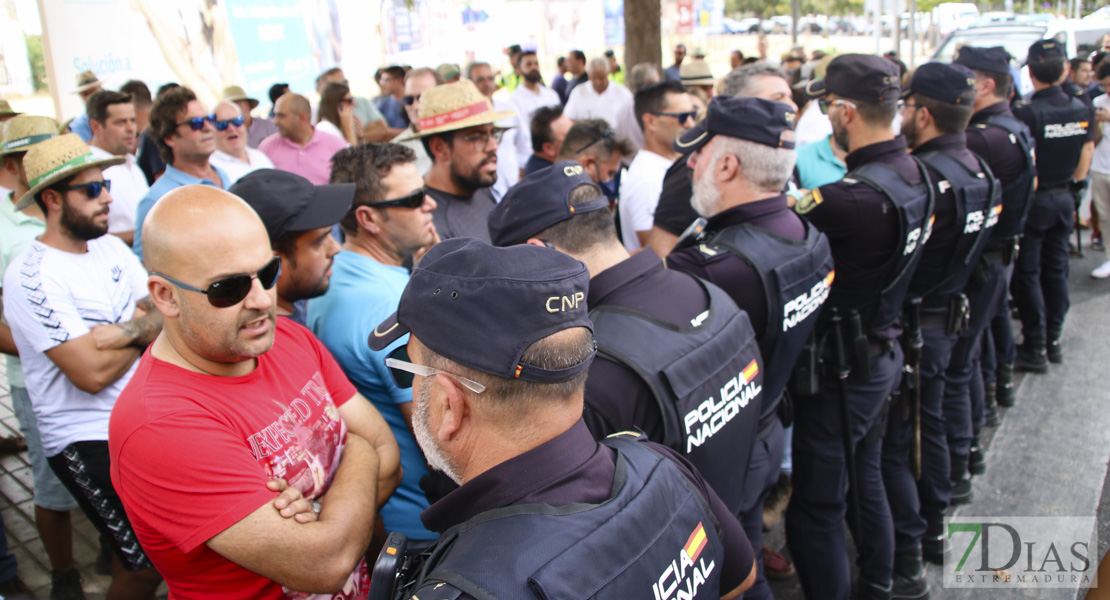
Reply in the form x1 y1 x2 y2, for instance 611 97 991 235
1035 186 1070 196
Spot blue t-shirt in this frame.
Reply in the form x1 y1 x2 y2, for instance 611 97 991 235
377 96 406 129
795 135 847 191
307 251 435 539
69 113 93 142
132 164 230 261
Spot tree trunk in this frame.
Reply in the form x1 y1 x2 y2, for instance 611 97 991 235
624 0 662 77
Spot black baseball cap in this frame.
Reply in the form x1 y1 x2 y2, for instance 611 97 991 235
804 53 901 101
369 237 595 383
1028 39 1065 63
604 49 615 58
674 96 796 155
487 161 609 247
902 62 977 105
230 169 355 242
954 46 1012 75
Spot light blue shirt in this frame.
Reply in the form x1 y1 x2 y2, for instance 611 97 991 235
131 164 229 261
307 251 435 540
795 135 847 191
69 113 93 142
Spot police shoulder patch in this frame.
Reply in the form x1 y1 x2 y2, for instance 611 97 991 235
794 188 824 214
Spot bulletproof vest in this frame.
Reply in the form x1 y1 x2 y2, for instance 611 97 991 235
705 220 833 407
970 113 1037 240
590 274 764 514
404 434 725 600
914 150 1002 302
1024 92 1090 188
828 158 935 331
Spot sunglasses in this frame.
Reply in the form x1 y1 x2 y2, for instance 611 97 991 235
402 95 418 106
385 346 486 393
341 97 355 104
152 256 281 308
816 98 858 115
60 180 111 199
176 114 216 131
650 110 698 124
368 188 427 209
214 116 245 131
573 128 615 154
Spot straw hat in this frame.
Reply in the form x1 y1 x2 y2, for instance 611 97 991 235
437 63 460 81
681 61 715 87
16 134 123 210
399 79 517 141
222 85 260 110
0 100 21 118
73 70 103 94
1 115 59 157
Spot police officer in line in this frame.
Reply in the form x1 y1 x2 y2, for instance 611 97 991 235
953 46 1039 474
1012 39 1094 372
487 162 771 596
793 53 933 600
368 238 756 599
889 63 1002 569
666 96 833 598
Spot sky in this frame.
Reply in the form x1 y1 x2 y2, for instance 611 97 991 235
14 0 41 35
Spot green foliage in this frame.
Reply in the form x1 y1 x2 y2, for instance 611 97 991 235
25 35 46 92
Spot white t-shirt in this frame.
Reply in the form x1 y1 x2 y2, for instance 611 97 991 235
2 235 148 456
492 98 521 201
210 148 276 185
1093 94 1110 175
618 149 675 251
564 81 634 130
315 119 351 146
89 146 150 235
509 84 562 168
795 101 833 149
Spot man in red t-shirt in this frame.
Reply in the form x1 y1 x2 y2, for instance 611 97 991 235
109 184 402 599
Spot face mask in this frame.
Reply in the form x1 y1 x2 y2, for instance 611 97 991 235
594 164 621 201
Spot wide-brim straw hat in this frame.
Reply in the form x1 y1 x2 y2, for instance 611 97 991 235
73 70 103 94
222 85 260 110
0 100 21 118
681 60 716 86
16 134 123 210
399 79 517 141
0 115 59 157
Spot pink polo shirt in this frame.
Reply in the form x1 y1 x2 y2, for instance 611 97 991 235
258 127 348 185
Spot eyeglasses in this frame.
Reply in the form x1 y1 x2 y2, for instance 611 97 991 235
817 98 858 115
341 97 355 105
60 180 111 199
176 114 216 131
402 95 418 106
456 129 504 151
214 116 245 131
385 347 486 393
152 256 281 308
903 102 923 112
650 110 698 124
368 188 427 209
572 128 615 153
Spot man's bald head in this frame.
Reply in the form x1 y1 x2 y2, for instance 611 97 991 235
277 94 310 117
273 94 312 141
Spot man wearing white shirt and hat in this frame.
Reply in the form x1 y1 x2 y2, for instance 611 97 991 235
209 101 275 185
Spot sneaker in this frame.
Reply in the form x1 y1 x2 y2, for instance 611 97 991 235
762 546 796 580
50 569 85 600
1093 232 1105 251
1092 260 1110 279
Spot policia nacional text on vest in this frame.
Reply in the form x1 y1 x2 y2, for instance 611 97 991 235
970 113 1037 248
590 274 763 514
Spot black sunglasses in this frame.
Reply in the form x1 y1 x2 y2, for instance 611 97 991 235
214 116 245 130
650 110 698 124
368 188 426 209
176 114 216 131
152 256 281 308
60 180 111 199
402 95 418 106
573 128 615 154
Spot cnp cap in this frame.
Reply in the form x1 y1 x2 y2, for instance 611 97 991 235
954 46 1012 75
230 169 354 242
674 96 796 155
902 62 977 105
805 53 900 101
369 237 595 383
487 160 609 247
1028 39 1065 63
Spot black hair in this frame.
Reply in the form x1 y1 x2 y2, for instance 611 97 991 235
87 90 133 125
633 80 688 131
915 93 974 134
531 105 564 153
1028 57 1066 85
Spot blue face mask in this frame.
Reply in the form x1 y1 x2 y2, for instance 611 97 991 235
594 165 621 201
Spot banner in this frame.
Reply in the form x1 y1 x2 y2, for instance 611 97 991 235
603 0 625 47
676 0 695 35
223 0 316 106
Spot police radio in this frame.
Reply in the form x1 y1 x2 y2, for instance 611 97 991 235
369 532 435 600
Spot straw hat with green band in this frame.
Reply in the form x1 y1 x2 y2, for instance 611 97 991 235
73 70 103 94
16 134 124 210
0 100 21 118
398 79 517 141
222 85 260 110
1 115 59 157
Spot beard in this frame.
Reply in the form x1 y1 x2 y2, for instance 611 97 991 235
413 376 463 484
901 115 919 149
450 152 497 192
61 198 109 241
830 113 850 154
523 69 543 83
691 162 722 218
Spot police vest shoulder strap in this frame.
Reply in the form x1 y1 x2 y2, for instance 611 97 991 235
981 113 1036 161
918 150 1000 266
701 224 778 342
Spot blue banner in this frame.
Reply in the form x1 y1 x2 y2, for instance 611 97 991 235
224 0 316 103
604 0 625 47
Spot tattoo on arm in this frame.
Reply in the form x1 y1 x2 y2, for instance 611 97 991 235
118 297 163 347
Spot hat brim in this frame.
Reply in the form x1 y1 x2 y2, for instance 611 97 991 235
16 155 125 211
369 312 410 351
681 77 716 86
73 81 103 94
804 78 828 99
284 182 356 234
226 96 261 110
398 109 519 141
0 110 22 118
0 134 55 158
674 120 712 155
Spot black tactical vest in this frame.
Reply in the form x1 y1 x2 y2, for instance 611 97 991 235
1023 92 1090 189
970 113 1037 241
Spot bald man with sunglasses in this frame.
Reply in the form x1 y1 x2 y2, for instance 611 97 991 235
109 184 401 599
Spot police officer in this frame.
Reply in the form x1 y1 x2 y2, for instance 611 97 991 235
895 63 1002 568
794 53 933 600
954 46 1039 473
666 96 833 596
1012 40 1094 371
487 162 771 597
368 238 757 599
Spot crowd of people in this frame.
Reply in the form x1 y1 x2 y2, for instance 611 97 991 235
0 32 1097 600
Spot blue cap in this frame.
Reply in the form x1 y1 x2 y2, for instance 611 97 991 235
369 238 595 383
954 46 1012 75
674 96 796 155
487 161 609 247
902 62 977 105
1028 39 1065 63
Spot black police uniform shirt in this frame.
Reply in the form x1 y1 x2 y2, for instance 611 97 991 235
652 156 701 237
1013 85 1094 189
794 136 910 338
966 101 1029 194
1062 79 1096 118
666 195 808 336
425 186 498 243
582 249 710 440
419 420 755 596
907 132 983 308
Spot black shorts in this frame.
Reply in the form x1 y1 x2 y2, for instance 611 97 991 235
47 441 153 572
